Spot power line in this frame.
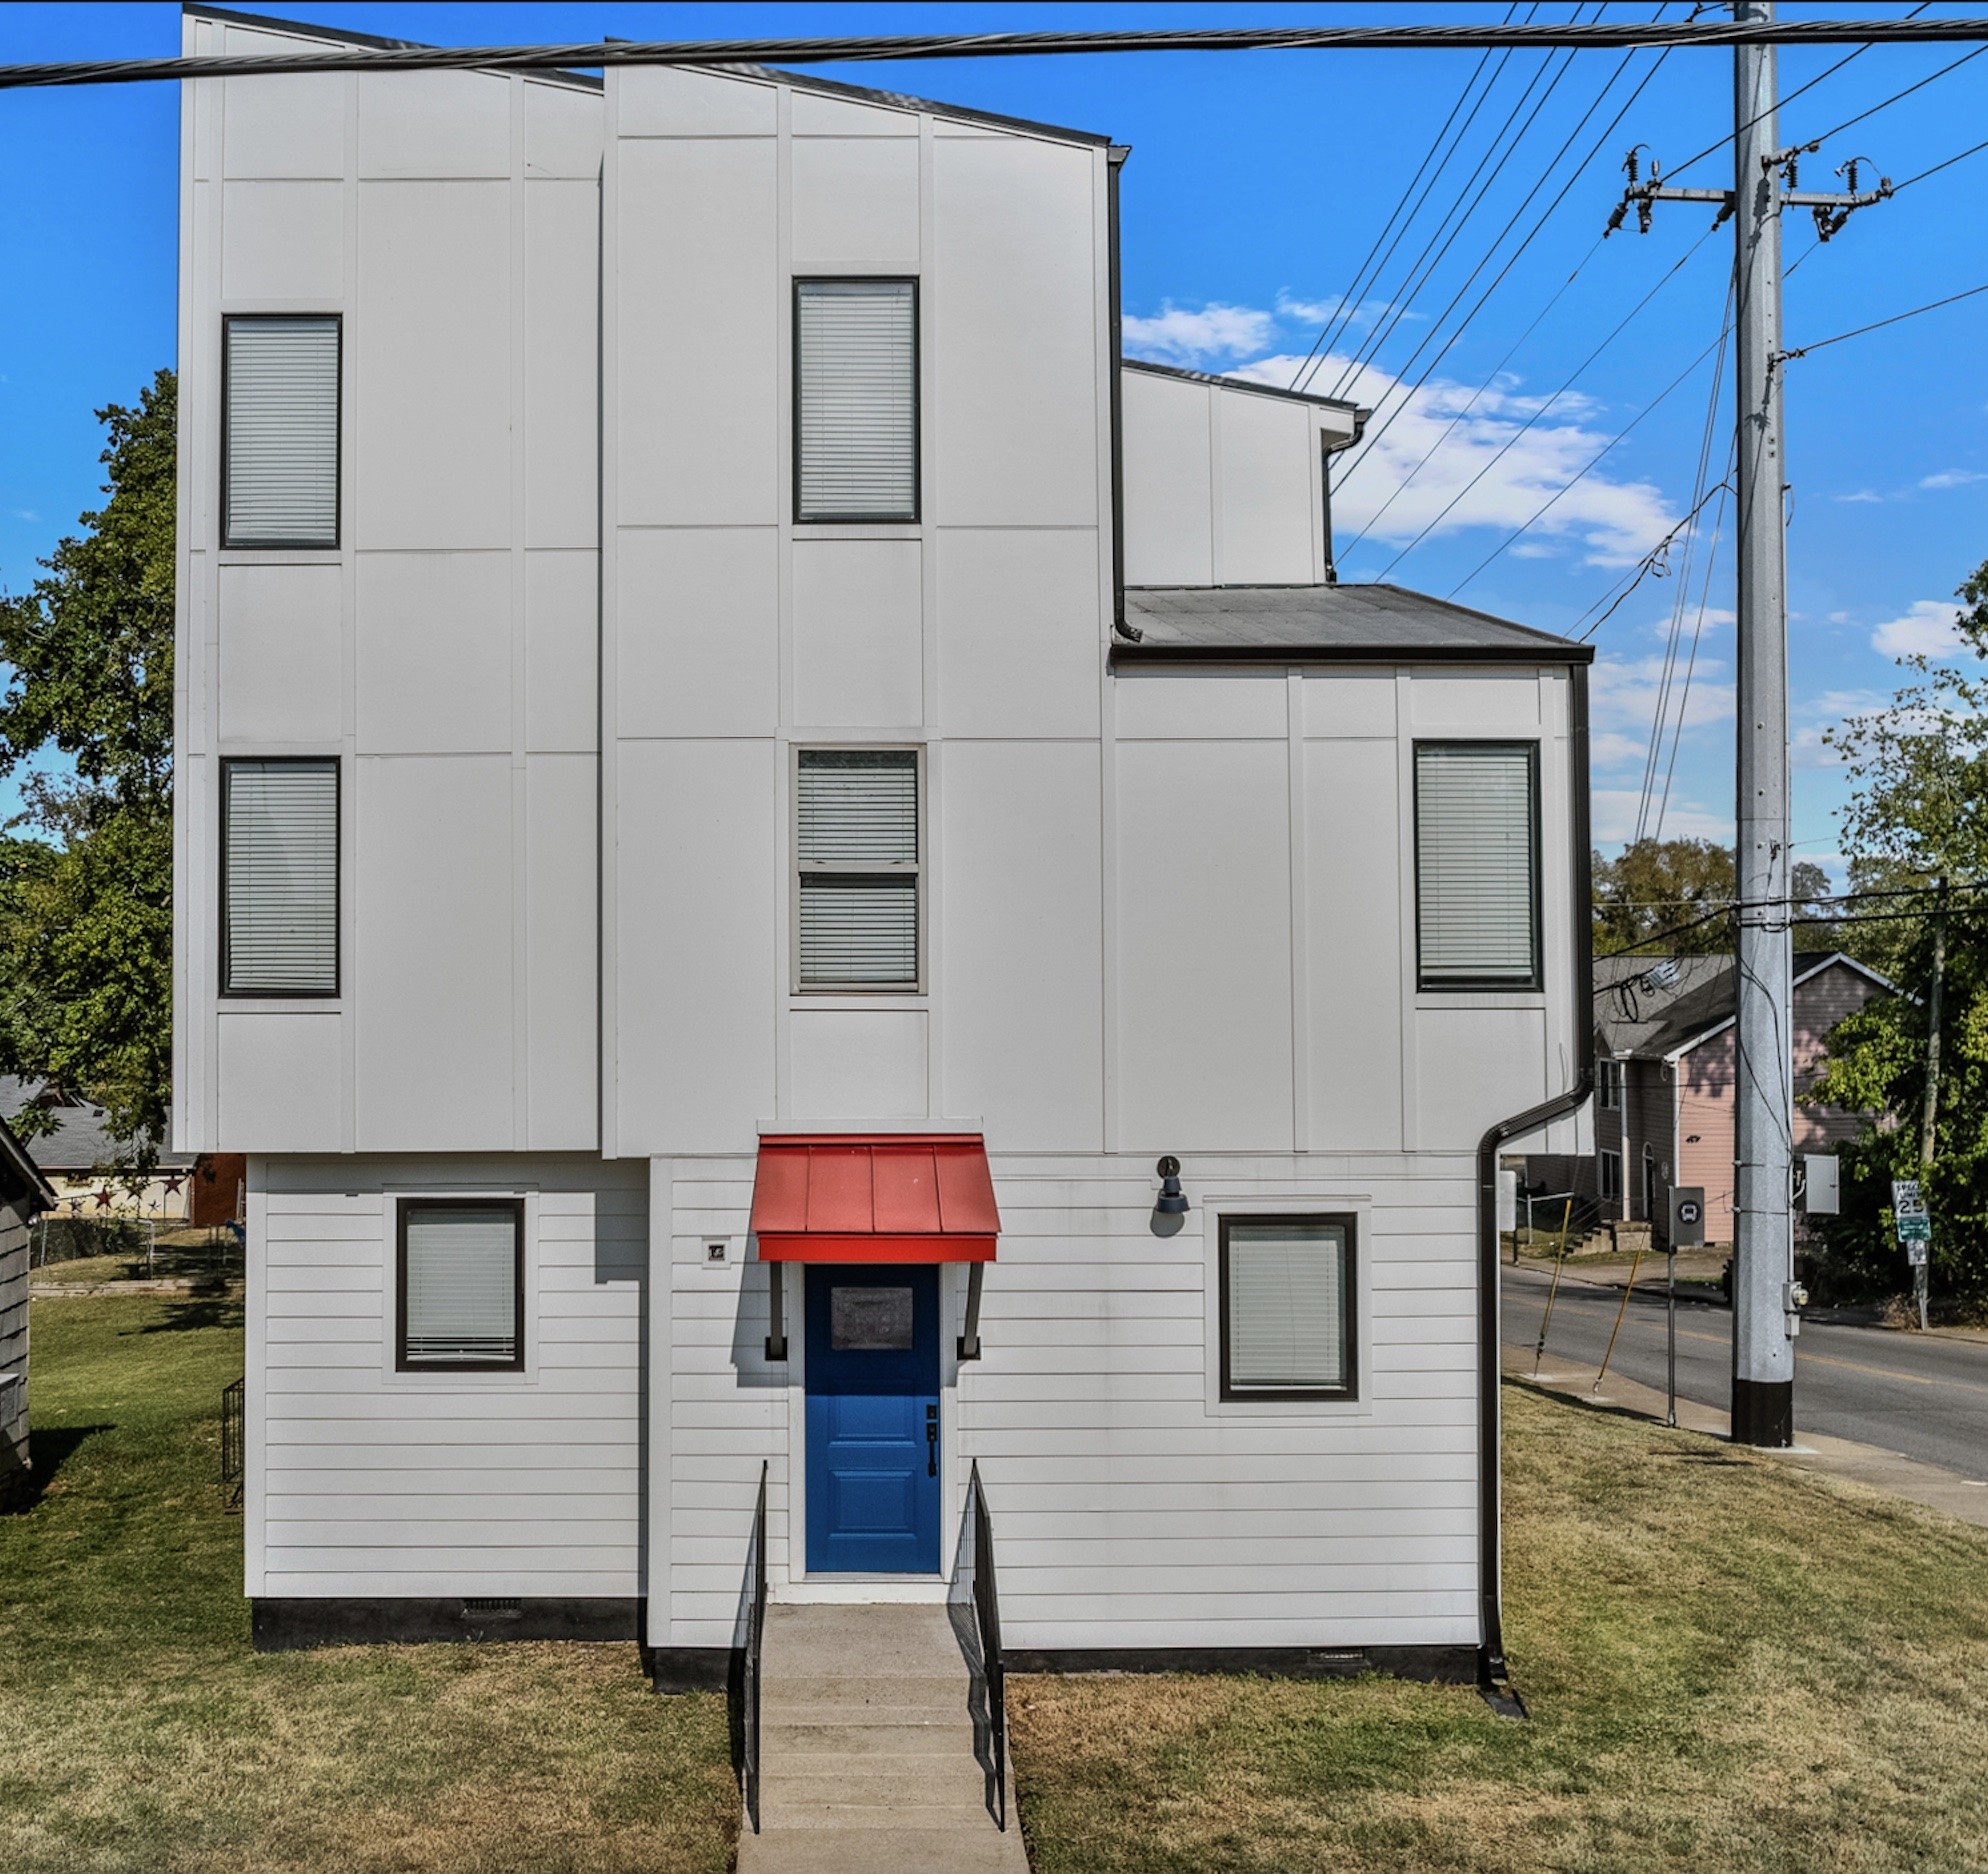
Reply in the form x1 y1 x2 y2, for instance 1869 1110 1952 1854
1283 17 1515 392
1650 0 1928 182
1315 9 1583 395
1893 132 1988 191
1362 219 1721 578
1797 40 1988 148
1782 280 1988 359
1441 305 1731 599
13 15 1988 90
1653 449 1732 840
1569 476 1732 642
1636 288 1733 844
1333 18 1680 526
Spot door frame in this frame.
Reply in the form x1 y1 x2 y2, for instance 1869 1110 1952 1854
780 1260 961 1590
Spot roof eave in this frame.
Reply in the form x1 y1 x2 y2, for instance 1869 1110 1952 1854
1110 640 1596 666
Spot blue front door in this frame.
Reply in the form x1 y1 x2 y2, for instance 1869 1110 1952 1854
805 1265 941 1574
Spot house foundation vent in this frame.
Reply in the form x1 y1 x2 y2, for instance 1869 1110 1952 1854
460 1598 523 1621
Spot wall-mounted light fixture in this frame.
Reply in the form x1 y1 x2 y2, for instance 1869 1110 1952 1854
1154 1155 1188 1216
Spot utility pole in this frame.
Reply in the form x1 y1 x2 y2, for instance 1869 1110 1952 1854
1917 873 1946 1330
1612 0 1890 1448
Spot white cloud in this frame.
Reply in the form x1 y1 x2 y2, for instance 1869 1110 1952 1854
1121 301 1276 365
1589 646 1735 743
1920 470 1986 490
1227 348 1676 566
1792 688 1888 769
1871 599 1964 659
1592 788 1731 844
1831 489 1886 504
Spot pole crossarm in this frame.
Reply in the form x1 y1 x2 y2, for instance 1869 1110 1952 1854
6 17 1988 91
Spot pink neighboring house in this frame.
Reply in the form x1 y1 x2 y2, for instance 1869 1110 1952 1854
1582 951 1891 1247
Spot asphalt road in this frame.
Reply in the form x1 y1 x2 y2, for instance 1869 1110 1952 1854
1504 1264 1988 1482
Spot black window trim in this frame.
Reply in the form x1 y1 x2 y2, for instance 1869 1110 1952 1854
220 311 344 552
1599 1147 1623 1202
1218 1211 1358 1403
791 277 921 526
395 1196 527 1375
219 755 342 1000
1413 737 1544 995
792 742 926 996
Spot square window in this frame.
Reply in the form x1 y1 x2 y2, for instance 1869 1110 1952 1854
1220 1216 1355 1400
397 1199 524 1372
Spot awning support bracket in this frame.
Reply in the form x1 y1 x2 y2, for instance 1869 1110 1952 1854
957 1261 986 1361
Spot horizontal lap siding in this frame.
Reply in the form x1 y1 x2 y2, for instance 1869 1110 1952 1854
257 1157 645 1597
665 1154 1479 1651
0 1208 28 1478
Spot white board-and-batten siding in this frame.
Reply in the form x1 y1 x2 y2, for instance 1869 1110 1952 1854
654 1156 1479 1652
174 14 602 1162
248 1156 645 1597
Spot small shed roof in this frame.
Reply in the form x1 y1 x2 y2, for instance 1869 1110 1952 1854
1116 584 1594 665
1122 359 1366 418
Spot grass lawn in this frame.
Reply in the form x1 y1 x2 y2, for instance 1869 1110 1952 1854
0 1294 735 1874
1011 1383 1988 1874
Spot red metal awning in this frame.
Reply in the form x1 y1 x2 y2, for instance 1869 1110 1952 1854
750 1134 1001 1262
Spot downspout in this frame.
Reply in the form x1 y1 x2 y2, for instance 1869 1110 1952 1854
1475 661 1592 1713
1107 145 1136 640
1319 413 1364 585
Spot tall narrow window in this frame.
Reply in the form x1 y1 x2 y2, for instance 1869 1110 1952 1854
1220 1216 1356 1400
794 280 918 522
1598 1059 1623 1110
223 314 340 547
1415 741 1541 991
222 759 339 996
796 749 920 990
397 1199 524 1372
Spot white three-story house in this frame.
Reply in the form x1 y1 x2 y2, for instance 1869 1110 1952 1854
174 5 1592 1694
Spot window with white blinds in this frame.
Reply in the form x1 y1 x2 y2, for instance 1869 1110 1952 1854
223 315 340 547
398 1201 523 1370
796 749 920 988
1221 1218 1354 1398
795 280 918 521
222 759 339 996
1415 742 1540 990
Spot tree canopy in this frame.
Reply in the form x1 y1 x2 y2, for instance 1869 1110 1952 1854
1805 556 1988 1307
0 370 175 1165
1592 836 1830 956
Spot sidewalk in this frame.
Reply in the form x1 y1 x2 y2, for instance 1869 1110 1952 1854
1503 1344 1988 1530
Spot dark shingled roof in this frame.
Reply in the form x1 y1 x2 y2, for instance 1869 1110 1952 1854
1116 584 1594 664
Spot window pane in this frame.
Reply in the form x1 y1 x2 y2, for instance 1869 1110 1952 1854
404 1205 519 1365
799 874 918 985
225 316 339 546
1417 744 1537 986
224 761 338 994
831 1286 914 1351
796 281 916 520
797 750 917 864
1227 1222 1348 1391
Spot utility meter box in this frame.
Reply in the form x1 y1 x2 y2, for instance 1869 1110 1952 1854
1669 1186 1706 1248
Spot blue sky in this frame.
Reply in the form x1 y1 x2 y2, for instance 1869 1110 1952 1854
3 2 1985 876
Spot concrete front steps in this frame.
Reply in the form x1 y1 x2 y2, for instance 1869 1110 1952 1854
737 1602 1028 1874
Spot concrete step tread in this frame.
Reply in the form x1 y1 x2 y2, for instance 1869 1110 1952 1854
764 1724 980 1756
737 1823 1030 1874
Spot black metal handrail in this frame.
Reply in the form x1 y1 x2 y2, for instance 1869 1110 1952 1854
742 1460 768 1833
219 1376 244 1509
968 1461 1008 1831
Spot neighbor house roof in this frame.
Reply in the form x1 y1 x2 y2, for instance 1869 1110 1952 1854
183 6 1116 144
1114 584 1595 664
1595 951 1894 1061
0 1112 55 1215
0 1080 195 1177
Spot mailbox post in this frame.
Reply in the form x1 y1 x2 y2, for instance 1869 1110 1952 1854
1667 1188 1706 1430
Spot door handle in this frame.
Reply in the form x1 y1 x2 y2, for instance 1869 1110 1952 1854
926 1405 939 1477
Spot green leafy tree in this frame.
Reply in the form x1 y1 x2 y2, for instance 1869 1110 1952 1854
0 370 175 1170
1805 557 1988 1306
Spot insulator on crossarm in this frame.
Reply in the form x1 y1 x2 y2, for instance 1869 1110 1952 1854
1637 198 1653 235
